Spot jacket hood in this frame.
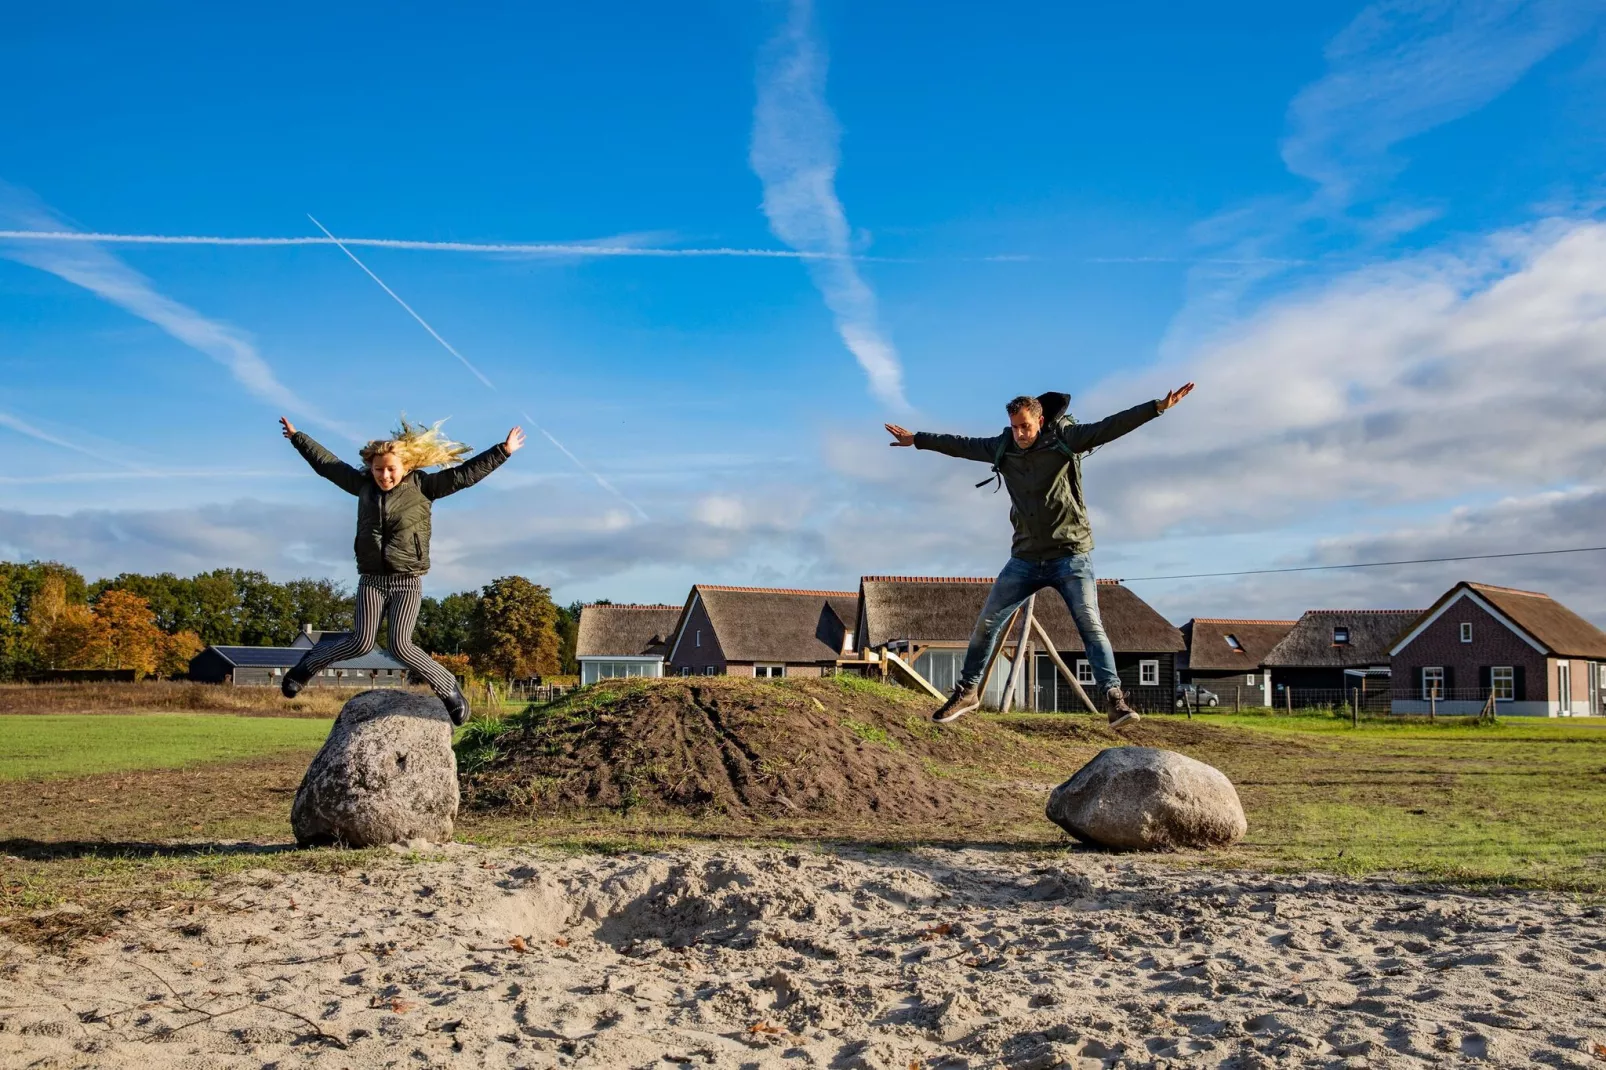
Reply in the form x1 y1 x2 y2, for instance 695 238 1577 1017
1037 392 1072 424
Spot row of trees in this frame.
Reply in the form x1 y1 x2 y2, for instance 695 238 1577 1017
1 561 593 682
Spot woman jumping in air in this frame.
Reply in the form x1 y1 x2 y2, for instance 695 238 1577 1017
277 415 525 724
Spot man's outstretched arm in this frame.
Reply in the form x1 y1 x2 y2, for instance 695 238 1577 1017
1060 382 1193 453
885 423 1000 463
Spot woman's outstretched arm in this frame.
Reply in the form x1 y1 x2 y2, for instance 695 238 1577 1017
419 426 524 499
281 416 368 495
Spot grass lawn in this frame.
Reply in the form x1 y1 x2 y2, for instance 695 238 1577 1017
1094 710 1606 890
0 713 333 781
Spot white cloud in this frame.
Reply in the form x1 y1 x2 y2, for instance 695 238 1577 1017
1083 218 1606 541
0 189 356 440
1284 0 1597 205
750 0 908 409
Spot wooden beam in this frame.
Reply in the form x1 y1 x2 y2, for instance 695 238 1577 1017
883 650 946 701
977 605 1024 708
1030 616 1099 714
1000 595 1037 714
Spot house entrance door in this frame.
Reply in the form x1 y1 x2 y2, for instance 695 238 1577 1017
1557 661 1573 716
1589 663 1601 717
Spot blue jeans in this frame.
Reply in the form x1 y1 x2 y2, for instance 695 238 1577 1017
958 554 1121 693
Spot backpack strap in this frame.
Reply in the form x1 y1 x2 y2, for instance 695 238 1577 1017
975 435 1009 493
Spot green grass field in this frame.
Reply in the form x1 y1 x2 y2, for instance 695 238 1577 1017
0 713 333 781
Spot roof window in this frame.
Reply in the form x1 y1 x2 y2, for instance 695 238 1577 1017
1223 634 1244 652
1333 626 1350 644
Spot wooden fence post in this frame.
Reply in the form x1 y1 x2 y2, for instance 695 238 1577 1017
1235 686 1240 714
1351 688 1359 728
1285 687 1292 716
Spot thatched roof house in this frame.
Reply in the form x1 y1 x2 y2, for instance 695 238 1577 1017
1262 608 1422 694
1388 581 1606 717
1179 618 1297 704
667 585 859 678
855 576 1183 711
575 603 683 684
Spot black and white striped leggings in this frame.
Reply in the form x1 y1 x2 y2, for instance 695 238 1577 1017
291 573 460 699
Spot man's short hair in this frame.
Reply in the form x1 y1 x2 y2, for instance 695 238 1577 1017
1006 395 1042 419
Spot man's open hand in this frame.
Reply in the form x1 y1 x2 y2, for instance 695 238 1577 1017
279 416 297 439
884 423 915 447
1158 383 1195 412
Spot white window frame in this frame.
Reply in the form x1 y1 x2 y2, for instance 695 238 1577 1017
843 630 856 654
679 666 692 677
703 666 717 676
1422 666 1444 700
1491 666 1514 702
695 630 702 648
1138 660 1159 686
755 663 786 679
1460 622 1473 643
1246 672 1257 685
1075 659 1094 685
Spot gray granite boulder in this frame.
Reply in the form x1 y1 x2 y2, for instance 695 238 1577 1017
1046 746 1246 851
291 690 458 847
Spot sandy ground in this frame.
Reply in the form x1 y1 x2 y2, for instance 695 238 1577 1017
3 844 1604 1069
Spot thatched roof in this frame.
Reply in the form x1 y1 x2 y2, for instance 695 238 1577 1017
1263 609 1422 668
688 586 859 664
575 604 683 659
857 576 1184 653
1396 582 1606 659
1180 618 1298 671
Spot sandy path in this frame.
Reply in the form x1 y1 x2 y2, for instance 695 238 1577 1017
2 844 1603 1068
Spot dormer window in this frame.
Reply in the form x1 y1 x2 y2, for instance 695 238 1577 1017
1332 626 1350 645
1223 634 1244 652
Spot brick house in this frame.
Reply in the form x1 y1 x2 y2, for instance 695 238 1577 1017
666 585 859 678
1388 581 1606 717
1262 609 1423 705
575 603 682 685
854 576 1185 711
1178 618 1298 707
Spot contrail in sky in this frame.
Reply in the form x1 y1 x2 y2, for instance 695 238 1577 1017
0 410 153 472
750 0 908 410
0 229 874 260
306 214 649 520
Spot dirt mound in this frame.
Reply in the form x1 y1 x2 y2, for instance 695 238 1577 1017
460 677 1121 830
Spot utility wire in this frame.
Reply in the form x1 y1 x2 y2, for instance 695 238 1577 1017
1119 545 1606 583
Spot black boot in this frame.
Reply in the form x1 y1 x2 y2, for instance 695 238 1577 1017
281 661 314 699
444 686 470 727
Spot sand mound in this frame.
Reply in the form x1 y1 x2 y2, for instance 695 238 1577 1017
461 677 1118 826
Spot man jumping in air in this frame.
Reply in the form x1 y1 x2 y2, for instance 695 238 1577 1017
886 382 1193 727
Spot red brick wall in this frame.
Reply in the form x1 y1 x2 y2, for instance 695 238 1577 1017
1393 594 1546 701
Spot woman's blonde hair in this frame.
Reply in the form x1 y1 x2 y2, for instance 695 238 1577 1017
359 417 472 471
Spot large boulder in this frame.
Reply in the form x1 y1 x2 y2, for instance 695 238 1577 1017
1046 746 1246 851
291 690 459 847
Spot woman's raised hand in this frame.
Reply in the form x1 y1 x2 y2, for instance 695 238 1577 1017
1159 383 1195 412
279 416 298 439
504 427 526 454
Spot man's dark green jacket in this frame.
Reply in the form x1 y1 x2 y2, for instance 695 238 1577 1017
913 393 1162 560
292 431 510 575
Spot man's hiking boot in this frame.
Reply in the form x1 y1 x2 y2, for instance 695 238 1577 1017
1106 687 1141 729
281 662 314 699
933 683 982 724
444 686 471 727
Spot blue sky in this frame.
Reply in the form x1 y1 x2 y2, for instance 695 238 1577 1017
3 0 1606 622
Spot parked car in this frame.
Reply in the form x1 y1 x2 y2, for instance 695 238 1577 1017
1175 684 1220 709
